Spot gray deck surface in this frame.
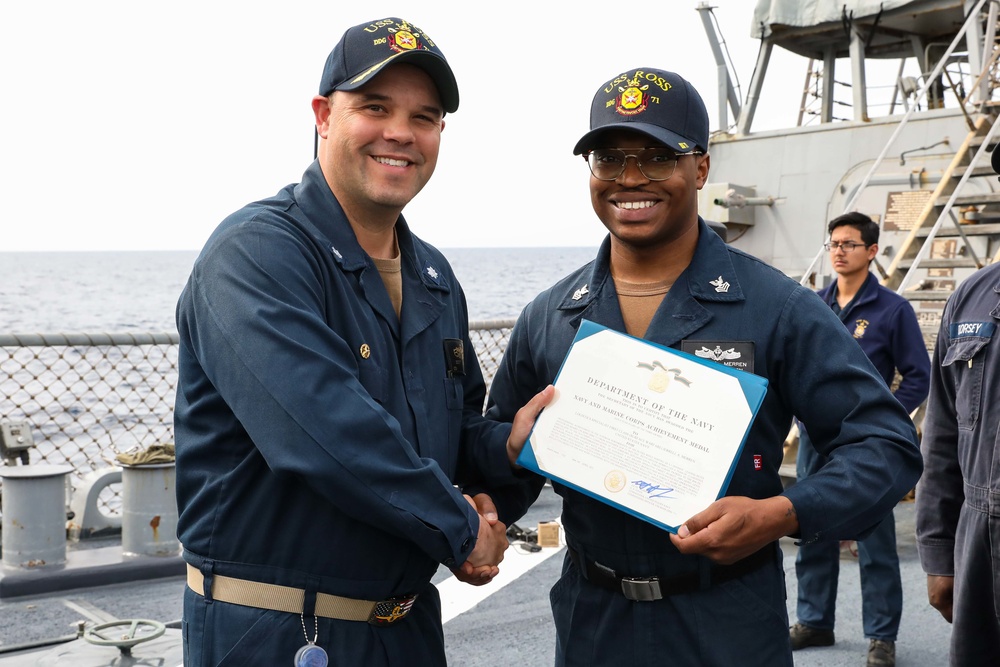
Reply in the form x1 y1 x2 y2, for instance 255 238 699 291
0 485 951 666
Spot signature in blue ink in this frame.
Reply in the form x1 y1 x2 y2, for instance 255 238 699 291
632 480 675 499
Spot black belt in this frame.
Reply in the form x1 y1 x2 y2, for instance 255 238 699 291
568 545 775 601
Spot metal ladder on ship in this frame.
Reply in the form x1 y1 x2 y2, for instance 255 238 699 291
796 0 1000 352
876 21 1000 440
881 111 1000 350
783 1 1000 483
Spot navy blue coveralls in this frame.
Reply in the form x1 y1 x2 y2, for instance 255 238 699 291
796 271 930 640
916 261 1000 667
486 220 923 667
174 162 517 667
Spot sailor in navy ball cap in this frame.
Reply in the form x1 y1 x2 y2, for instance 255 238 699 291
175 15 552 667
485 66 921 666
573 67 709 155
318 18 459 113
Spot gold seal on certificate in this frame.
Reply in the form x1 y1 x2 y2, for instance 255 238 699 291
517 320 768 533
604 470 626 493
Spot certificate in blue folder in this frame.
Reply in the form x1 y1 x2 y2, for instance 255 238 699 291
516 320 768 534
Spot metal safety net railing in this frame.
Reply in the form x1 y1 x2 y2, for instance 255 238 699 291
0 321 516 514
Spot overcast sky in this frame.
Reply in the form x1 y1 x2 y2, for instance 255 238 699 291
1 1 807 252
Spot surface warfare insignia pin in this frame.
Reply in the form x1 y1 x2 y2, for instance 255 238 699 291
680 340 755 373
572 284 589 301
709 276 730 293
853 319 869 339
694 346 740 362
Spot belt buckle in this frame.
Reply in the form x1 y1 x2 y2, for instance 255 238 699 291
620 577 662 602
367 594 418 626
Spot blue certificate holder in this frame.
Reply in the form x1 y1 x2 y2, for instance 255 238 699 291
517 320 768 534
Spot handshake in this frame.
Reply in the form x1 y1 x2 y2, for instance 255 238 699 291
452 386 556 586
452 493 510 586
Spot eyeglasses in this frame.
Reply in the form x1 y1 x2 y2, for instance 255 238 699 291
584 147 703 181
824 241 869 253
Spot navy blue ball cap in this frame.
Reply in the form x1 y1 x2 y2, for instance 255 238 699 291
319 18 459 113
573 68 709 155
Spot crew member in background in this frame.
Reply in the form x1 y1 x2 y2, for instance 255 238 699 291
485 66 923 667
915 139 1000 667
790 212 930 667
173 17 551 667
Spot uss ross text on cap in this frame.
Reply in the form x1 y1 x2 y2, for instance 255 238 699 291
318 18 459 113
573 68 708 155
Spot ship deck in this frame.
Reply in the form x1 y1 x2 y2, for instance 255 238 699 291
0 485 953 666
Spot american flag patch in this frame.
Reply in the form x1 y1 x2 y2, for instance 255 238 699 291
368 594 418 626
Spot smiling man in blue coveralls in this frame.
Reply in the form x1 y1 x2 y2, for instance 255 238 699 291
174 17 551 667
790 211 929 667
485 67 923 667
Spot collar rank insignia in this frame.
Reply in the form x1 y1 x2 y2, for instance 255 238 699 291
709 276 730 293
331 245 343 260
425 265 439 281
572 284 589 301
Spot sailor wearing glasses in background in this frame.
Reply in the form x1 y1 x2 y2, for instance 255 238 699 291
484 67 922 666
790 211 930 667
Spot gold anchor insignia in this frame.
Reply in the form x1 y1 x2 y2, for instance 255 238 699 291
360 344 371 359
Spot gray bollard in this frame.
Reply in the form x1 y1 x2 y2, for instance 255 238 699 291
0 464 73 569
121 462 180 557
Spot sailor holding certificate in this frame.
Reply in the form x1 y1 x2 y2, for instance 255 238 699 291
485 67 922 667
520 320 768 534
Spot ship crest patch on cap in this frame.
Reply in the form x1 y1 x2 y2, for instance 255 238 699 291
391 28 419 51
615 73 658 117
364 19 436 54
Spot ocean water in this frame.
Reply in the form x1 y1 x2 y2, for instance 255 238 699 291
0 247 598 332
0 246 599 480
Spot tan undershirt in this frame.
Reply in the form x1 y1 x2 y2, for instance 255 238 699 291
614 277 672 338
372 255 402 319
